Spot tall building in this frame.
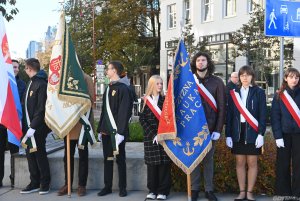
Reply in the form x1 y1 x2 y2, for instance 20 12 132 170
44 26 57 50
26 40 42 58
160 0 300 97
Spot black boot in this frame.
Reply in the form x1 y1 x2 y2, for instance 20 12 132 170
205 191 218 201
192 190 199 201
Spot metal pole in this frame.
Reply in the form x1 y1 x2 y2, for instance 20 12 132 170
279 37 284 84
92 1 97 108
225 43 229 83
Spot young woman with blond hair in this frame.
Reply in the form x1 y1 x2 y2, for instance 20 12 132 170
139 75 171 200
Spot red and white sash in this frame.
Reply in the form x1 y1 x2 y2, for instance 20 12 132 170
193 74 217 112
280 90 300 127
145 96 162 120
230 90 259 132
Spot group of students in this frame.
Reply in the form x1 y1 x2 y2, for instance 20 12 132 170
139 52 300 201
1 54 300 201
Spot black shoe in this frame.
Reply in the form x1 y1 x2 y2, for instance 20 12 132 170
119 189 127 197
205 191 218 201
234 190 247 201
191 190 199 201
0 182 3 188
39 185 50 195
9 175 14 188
97 188 112 196
20 183 40 194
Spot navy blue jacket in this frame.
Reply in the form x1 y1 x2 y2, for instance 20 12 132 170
226 85 267 143
271 87 300 139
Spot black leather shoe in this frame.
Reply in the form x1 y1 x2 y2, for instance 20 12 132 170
205 191 218 201
119 188 127 197
191 190 199 201
97 188 112 196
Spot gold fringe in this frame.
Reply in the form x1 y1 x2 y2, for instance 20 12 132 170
161 140 212 174
45 103 90 139
78 145 85 150
21 142 27 149
29 147 37 153
157 132 176 141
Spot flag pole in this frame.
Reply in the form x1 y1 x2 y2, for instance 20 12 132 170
187 173 191 201
67 134 71 197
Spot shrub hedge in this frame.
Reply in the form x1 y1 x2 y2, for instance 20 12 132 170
129 122 276 195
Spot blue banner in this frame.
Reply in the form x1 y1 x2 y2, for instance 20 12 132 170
160 40 212 174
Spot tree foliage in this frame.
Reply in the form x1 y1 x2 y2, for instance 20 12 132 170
230 3 293 81
0 0 18 21
64 0 160 75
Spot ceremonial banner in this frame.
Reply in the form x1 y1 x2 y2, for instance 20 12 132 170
45 12 95 145
158 40 212 174
0 14 22 146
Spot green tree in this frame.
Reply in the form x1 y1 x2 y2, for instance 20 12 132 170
64 0 160 75
230 3 293 81
0 0 18 21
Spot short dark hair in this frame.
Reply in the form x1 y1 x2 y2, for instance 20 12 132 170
109 61 124 76
191 52 215 75
12 59 19 64
25 58 40 72
238 65 256 86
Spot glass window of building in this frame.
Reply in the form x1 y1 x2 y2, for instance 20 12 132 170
168 4 176 29
203 0 214 22
184 0 191 24
225 0 236 17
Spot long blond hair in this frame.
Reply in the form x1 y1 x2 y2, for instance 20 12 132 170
142 75 164 111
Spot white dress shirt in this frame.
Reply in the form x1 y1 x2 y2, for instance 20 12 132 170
240 86 249 123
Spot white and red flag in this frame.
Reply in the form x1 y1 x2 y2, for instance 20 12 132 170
0 14 23 145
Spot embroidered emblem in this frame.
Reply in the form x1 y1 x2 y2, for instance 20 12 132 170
112 90 116 96
30 91 33 97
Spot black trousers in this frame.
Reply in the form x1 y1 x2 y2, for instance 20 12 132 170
0 126 19 183
102 134 126 190
275 133 300 197
25 130 50 188
63 138 88 187
147 164 171 195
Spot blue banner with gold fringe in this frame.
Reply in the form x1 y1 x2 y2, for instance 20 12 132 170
158 39 212 174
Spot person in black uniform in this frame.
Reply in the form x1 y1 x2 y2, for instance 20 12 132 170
97 61 132 197
0 59 26 188
226 65 266 201
271 68 300 198
20 58 51 195
139 75 171 200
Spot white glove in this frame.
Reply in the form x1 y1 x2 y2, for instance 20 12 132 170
98 133 102 142
276 138 285 148
115 133 124 146
211 132 220 141
26 128 35 138
153 135 158 145
255 134 264 148
226 137 233 148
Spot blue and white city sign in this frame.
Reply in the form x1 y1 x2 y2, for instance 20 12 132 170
265 0 300 37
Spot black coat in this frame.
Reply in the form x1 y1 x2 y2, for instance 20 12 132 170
23 70 50 134
271 87 300 139
97 81 132 137
226 85 267 143
139 95 170 165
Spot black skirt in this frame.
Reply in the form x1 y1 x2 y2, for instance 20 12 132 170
231 123 262 155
